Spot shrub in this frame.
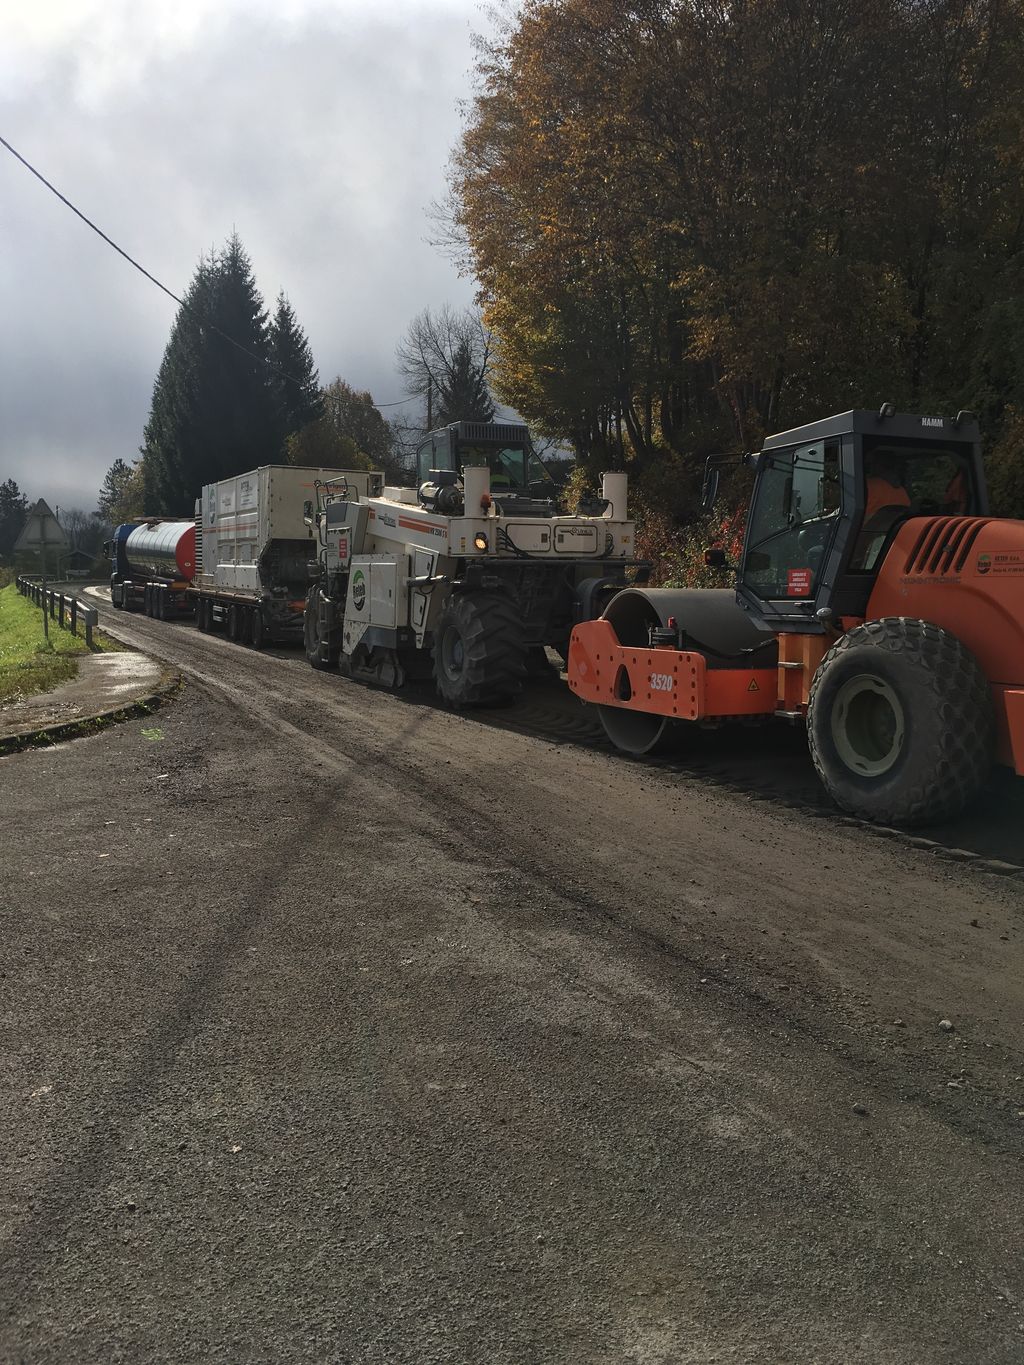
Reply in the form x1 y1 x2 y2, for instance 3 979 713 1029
634 497 748 588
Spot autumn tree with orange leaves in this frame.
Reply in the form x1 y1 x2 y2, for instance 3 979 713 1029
449 0 1024 515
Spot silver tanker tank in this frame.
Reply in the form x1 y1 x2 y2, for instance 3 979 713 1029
124 521 197 582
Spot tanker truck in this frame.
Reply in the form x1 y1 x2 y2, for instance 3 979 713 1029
108 519 197 619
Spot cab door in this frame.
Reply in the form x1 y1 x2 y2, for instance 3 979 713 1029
738 440 846 629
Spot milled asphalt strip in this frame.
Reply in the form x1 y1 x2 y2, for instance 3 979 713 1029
86 590 1024 879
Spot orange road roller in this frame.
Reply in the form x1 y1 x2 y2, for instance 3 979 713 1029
568 407 1024 825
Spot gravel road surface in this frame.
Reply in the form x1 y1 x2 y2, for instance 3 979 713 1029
2 606 1023 1363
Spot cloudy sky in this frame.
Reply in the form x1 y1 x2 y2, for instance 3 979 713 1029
0 0 494 513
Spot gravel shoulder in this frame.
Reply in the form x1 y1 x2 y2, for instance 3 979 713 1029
2 608 1022 1363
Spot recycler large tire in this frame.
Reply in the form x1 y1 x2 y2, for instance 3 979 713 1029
806 617 994 826
432 591 527 707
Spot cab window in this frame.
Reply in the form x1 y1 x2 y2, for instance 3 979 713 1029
459 443 529 490
742 441 841 600
852 439 976 572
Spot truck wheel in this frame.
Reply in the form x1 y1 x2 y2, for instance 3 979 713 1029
143 585 152 616
227 604 241 642
304 588 340 669
250 608 265 651
807 618 994 826
432 592 527 707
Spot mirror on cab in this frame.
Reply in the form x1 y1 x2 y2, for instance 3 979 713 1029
701 467 720 512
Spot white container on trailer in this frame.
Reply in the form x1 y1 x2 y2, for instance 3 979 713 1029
193 464 383 646
197 466 382 594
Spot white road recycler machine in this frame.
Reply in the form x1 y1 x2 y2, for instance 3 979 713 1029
303 421 642 705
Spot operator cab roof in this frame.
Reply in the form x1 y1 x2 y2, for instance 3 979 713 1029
762 409 981 451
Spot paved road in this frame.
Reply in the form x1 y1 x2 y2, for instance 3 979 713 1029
2 607 1023 1363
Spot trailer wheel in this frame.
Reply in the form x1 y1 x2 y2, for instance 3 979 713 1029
432 591 527 707
304 587 340 669
807 618 994 826
143 585 152 616
227 604 242 642
250 608 266 651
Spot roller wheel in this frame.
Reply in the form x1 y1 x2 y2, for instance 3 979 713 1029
807 617 995 826
432 592 527 707
304 587 340 669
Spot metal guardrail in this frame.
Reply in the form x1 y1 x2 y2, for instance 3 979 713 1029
15 575 98 648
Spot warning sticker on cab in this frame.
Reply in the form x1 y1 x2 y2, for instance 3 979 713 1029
787 568 813 596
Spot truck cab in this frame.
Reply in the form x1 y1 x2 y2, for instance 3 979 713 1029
415 421 555 513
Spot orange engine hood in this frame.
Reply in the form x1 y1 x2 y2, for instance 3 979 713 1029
867 516 1024 686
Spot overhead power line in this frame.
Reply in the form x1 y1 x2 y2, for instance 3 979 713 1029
0 132 411 411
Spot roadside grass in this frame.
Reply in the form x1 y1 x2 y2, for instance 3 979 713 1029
0 583 121 705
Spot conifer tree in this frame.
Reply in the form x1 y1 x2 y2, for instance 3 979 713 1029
0 479 29 562
140 234 280 514
269 293 322 455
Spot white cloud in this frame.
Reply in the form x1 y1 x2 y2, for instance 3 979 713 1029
0 0 489 509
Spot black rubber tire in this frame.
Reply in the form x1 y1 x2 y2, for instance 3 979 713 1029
227 604 241 642
143 585 152 616
432 591 527 707
196 598 209 633
304 587 340 670
250 607 265 651
807 617 995 826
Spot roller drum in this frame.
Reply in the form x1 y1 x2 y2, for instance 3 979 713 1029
602 588 775 659
595 586 777 755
